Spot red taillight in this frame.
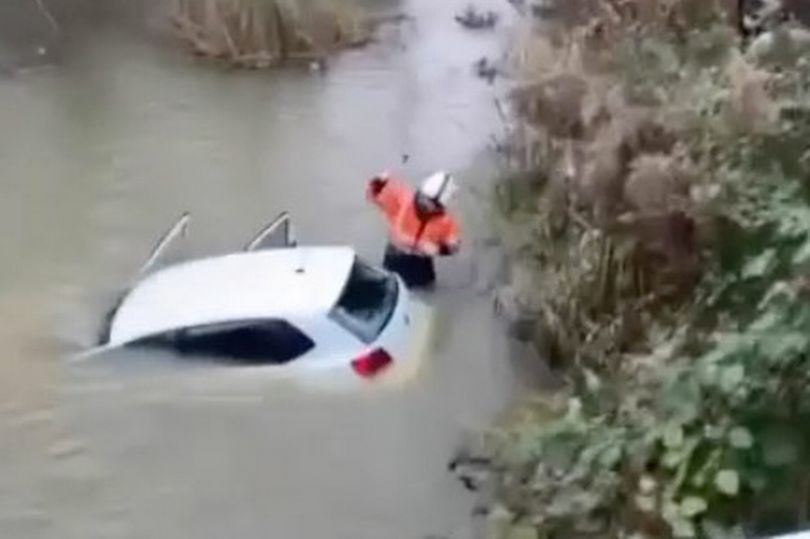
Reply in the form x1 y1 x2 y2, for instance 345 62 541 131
351 348 392 378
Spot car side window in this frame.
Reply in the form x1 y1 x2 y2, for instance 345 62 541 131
127 331 179 351
130 320 315 364
178 320 315 364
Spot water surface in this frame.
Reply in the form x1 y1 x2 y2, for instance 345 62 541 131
0 1 526 537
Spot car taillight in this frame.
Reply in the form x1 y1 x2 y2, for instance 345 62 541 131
351 348 392 378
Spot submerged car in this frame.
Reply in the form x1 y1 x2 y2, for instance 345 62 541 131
93 212 411 379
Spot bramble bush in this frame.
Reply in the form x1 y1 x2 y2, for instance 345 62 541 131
489 1 810 537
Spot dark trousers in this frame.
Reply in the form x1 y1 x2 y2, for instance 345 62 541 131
383 243 436 289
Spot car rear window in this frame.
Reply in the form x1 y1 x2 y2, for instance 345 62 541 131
329 257 399 344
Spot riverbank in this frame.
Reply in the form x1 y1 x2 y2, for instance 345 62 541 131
483 1 810 537
0 0 372 73
169 0 369 69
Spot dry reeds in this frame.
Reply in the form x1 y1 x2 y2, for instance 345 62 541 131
169 0 369 68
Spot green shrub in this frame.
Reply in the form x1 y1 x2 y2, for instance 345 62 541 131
489 2 810 537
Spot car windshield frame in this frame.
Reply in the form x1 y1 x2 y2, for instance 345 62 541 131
328 257 399 344
98 292 127 345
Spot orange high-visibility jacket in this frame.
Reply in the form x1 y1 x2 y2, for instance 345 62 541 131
367 176 461 256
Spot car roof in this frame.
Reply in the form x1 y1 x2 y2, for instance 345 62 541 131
108 247 356 346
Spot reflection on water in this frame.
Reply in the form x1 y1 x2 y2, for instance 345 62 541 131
0 0 524 537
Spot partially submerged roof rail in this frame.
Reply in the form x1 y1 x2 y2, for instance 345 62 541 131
244 211 297 252
139 212 192 277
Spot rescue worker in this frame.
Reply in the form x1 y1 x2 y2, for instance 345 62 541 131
367 170 461 288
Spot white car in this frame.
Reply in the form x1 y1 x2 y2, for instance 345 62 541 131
92 212 412 379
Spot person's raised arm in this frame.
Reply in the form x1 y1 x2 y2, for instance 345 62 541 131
366 172 391 205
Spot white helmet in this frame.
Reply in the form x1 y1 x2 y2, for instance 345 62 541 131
418 171 458 207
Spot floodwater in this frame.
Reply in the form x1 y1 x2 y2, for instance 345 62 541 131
0 0 530 538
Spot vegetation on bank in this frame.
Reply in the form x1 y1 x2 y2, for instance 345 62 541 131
487 0 810 537
169 0 370 68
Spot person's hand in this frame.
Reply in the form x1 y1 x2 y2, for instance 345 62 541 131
417 242 439 257
367 176 388 198
439 242 459 256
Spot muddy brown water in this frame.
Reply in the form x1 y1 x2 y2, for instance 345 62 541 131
0 1 534 538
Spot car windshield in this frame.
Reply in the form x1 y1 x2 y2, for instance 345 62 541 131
329 257 399 343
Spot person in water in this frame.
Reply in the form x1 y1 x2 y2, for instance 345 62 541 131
367 170 461 288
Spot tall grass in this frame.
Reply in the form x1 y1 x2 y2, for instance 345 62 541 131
170 0 369 67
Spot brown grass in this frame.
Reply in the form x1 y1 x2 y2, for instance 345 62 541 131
169 0 370 68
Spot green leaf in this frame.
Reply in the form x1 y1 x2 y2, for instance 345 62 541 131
662 499 680 522
545 486 600 518
701 334 747 365
719 365 745 393
715 469 740 496
545 495 575 518
728 427 753 449
691 448 722 488
564 398 583 421
758 281 794 309
703 425 724 441
777 207 810 236
792 239 810 265
671 438 700 492
573 516 605 534
747 469 768 492
486 505 513 539
701 520 736 539
599 444 622 469
541 432 580 470
570 490 602 513
742 248 776 278
506 524 538 539
662 378 701 423
680 496 708 517
664 425 685 449
763 430 799 467
671 517 696 538
749 310 782 331
663 450 684 469
583 368 601 392
757 332 809 364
